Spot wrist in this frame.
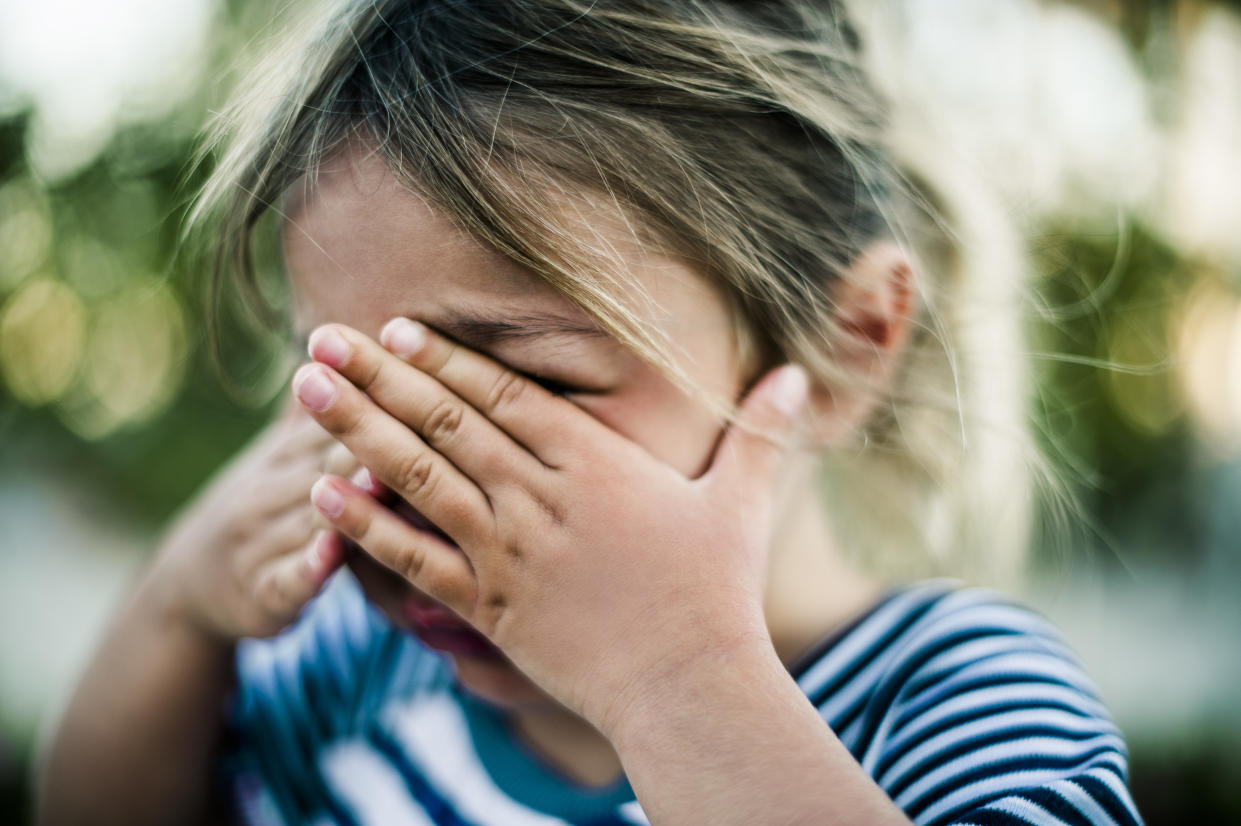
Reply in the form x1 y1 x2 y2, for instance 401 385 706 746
594 628 914 826
596 625 782 747
137 554 238 652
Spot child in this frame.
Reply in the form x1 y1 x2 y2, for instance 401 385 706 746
37 1 1144 824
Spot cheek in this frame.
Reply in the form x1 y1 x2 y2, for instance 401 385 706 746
452 658 552 710
577 380 725 479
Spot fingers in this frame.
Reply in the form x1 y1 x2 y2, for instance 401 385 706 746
309 475 476 614
306 323 541 486
322 441 359 477
292 361 492 548
378 317 593 466
701 364 809 500
257 503 319 554
270 402 337 462
247 456 338 523
251 531 346 627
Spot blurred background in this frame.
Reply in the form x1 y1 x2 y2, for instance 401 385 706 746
1 0 1238 822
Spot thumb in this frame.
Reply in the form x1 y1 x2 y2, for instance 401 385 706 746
706 364 809 496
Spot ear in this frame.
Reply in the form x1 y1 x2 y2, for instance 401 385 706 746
804 240 916 446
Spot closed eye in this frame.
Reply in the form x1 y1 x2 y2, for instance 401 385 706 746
508 364 613 397
520 371 585 397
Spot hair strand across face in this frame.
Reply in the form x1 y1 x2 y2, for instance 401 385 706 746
187 0 1036 585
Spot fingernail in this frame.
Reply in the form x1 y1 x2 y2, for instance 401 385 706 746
311 477 345 519
308 326 351 368
380 317 426 358
308 530 328 568
293 364 337 412
771 365 809 418
350 466 374 491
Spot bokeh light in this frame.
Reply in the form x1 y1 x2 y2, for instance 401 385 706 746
1164 6 1241 261
0 0 215 180
1176 277 1241 454
0 177 52 291
0 276 86 405
60 279 188 440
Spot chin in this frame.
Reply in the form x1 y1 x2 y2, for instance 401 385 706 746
449 654 558 710
345 544 557 712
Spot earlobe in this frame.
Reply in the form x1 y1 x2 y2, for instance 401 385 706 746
803 241 917 447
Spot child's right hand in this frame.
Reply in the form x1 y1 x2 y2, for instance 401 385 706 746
146 399 352 643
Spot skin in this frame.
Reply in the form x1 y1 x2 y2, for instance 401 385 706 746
35 141 916 824
36 405 356 825
288 143 914 825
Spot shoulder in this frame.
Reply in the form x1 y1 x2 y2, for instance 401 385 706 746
223 572 452 822
795 580 1143 826
231 570 449 737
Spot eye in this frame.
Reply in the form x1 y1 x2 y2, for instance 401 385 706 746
509 365 605 397
521 371 583 397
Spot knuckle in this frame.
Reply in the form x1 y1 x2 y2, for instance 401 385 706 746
476 447 510 480
478 589 509 634
356 351 384 393
276 513 315 549
532 494 564 528
394 453 439 501
224 519 251 547
423 399 464 447
485 370 527 415
437 491 476 530
420 567 461 603
255 572 291 619
392 541 427 582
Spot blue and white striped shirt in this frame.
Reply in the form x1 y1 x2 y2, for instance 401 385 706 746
223 575 1143 825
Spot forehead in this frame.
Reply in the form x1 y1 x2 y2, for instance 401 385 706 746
281 145 576 330
279 142 736 367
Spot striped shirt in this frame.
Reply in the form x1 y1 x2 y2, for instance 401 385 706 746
223 574 1144 825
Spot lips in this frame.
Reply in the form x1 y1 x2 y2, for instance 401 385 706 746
401 597 503 659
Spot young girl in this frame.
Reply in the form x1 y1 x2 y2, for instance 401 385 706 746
38 1 1144 824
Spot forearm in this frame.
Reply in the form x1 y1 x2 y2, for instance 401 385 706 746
606 641 912 826
36 561 236 826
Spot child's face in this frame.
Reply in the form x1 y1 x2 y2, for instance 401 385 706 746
283 143 751 709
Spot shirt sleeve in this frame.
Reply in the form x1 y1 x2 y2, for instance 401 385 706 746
850 590 1143 826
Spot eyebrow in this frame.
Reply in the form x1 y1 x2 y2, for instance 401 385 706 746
294 310 608 354
431 311 609 351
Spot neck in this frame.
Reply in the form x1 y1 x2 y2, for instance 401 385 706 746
763 456 883 667
508 701 625 788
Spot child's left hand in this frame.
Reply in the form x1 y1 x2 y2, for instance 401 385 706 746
292 318 808 737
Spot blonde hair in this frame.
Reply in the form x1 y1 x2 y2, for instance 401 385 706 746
188 0 1034 585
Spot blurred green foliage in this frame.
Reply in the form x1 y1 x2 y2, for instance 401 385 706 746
0 106 283 525
1027 222 1208 567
